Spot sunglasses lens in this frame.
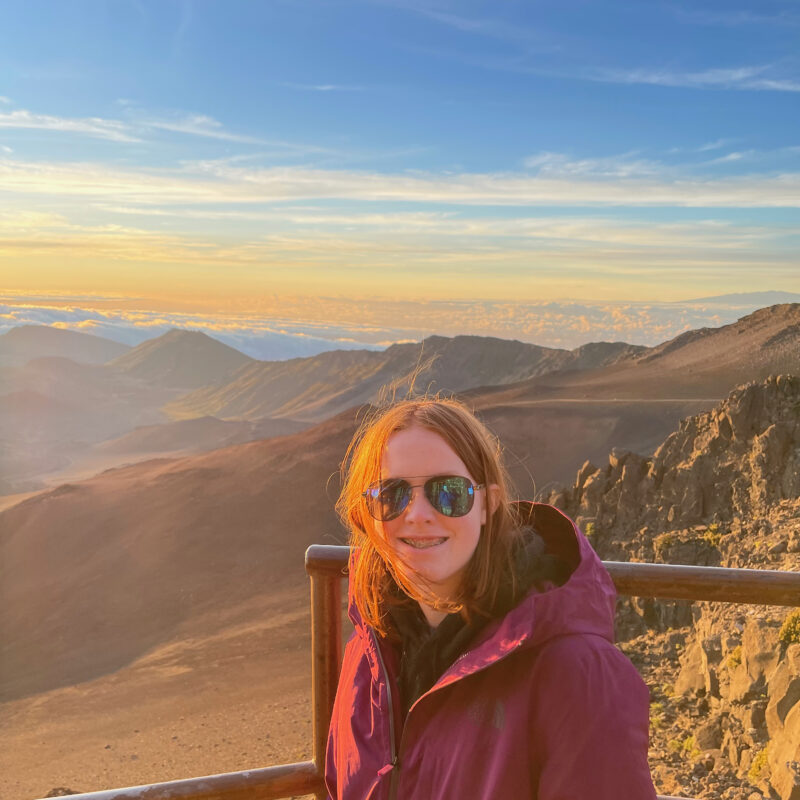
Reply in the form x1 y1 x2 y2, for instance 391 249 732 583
365 479 410 521
363 476 477 520
425 476 474 517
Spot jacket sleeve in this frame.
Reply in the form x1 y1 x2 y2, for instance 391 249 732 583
324 723 337 800
324 643 347 800
529 634 657 800
324 632 363 800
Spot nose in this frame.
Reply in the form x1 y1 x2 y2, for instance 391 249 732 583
402 485 436 523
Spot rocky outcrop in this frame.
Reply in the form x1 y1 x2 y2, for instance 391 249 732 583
671 613 800 800
545 375 800 800
550 374 800 559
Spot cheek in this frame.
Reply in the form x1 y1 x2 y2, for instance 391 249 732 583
456 512 483 550
373 518 397 549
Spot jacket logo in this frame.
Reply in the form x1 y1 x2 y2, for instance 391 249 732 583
467 698 505 731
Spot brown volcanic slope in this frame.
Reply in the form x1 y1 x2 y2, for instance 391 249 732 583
6 306 800 702
0 393 707 704
165 335 644 422
109 329 253 390
95 415 311 456
4 306 800 701
453 305 800 494
474 303 800 403
475 398 716 499
0 325 129 367
0 358 173 442
0 411 355 702
0 399 730 702
0 357 181 494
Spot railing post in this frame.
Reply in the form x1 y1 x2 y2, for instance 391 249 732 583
306 546 345 800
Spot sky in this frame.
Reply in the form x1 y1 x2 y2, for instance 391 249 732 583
1 0 799 352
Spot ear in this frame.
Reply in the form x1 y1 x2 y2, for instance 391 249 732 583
481 483 501 524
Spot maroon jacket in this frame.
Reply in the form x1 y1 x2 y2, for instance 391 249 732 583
325 503 657 799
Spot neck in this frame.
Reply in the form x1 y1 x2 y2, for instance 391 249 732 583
418 600 448 628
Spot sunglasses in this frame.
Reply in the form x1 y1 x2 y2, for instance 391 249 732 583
362 475 484 522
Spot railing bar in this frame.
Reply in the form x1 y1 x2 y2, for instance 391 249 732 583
605 560 800 606
33 544 799 800
306 546 800 606
30 760 323 800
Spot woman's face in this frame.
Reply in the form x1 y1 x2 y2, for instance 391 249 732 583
375 424 488 604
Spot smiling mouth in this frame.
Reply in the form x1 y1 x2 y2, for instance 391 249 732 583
399 537 447 550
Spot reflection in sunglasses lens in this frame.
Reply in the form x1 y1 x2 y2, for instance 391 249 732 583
364 476 475 521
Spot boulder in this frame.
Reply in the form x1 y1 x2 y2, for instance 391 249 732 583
575 460 599 490
767 701 800 800
695 717 724 750
579 469 607 517
676 639 706 695
766 644 800 739
730 620 782 703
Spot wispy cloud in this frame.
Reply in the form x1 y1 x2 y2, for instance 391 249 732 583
696 138 738 153
387 8 799 95
281 82 365 92
0 109 141 142
87 204 781 254
419 35 800 95
0 201 793 286
593 64 800 92
0 105 394 162
2 156 800 209
704 150 757 165
142 113 265 144
522 151 662 178
0 96 11 104
668 138 741 156
418 8 556 50
0 106 273 145
667 5 800 28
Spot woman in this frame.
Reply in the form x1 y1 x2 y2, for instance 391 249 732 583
326 398 656 799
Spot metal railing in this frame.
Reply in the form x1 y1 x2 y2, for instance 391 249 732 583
34 547 800 800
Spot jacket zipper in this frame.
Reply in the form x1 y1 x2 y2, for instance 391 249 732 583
371 631 399 800
372 634 525 800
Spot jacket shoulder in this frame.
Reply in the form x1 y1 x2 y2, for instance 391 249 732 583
531 632 649 703
527 633 656 799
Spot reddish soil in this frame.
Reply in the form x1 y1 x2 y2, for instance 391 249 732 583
0 588 319 800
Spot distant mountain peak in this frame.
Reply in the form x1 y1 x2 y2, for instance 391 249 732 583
677 291 800 305
109 328 253 390
158 328 218 341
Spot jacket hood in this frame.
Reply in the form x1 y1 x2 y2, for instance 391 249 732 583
346 503 617 684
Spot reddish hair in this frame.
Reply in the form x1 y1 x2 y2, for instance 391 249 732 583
337 397 519 635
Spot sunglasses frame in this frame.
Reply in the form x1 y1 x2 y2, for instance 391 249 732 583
362 474 485 522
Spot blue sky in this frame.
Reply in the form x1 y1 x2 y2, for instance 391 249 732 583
0 0 798 341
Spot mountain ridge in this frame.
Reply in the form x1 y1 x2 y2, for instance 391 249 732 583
164 334 646 422
0 325 130 367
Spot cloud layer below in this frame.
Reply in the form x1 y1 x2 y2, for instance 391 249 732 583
3 293 798 358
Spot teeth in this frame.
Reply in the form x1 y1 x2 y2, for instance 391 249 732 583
401 538 446 549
